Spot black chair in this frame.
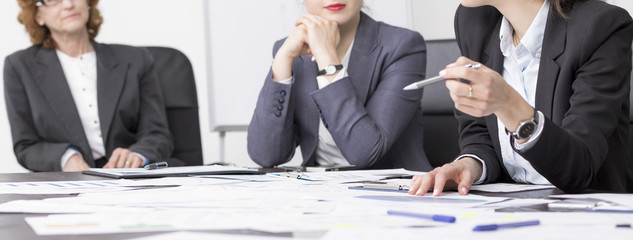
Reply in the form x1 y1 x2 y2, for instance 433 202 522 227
145 47 203 166
421 39 461 167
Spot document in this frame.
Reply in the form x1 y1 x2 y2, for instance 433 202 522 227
0 179 139 194
550 193 633 211
125 232 295 240
83 165 260 179
469 183 556 193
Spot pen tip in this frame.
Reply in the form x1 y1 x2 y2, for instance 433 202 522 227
403 85 416 90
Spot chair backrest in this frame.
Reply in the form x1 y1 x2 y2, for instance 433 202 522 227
145 47 203 166
421 39 461 167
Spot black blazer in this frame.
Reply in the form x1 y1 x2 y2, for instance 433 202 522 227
4 42 173 171
248 13 431 171
454 1 633 193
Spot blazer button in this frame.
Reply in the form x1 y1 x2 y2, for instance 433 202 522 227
275 112 282 117
278 98 285 104
277 105 284 111
280 90 286 97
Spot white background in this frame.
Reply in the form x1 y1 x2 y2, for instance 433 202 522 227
0 0 630 173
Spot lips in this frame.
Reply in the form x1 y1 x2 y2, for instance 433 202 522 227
325 3 346 11
63 13 79 20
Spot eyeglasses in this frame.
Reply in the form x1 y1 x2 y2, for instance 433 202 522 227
36 0 63 7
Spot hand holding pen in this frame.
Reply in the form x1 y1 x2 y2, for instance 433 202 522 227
403 63 481 90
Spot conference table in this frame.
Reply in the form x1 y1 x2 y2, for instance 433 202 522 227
0 171 585 240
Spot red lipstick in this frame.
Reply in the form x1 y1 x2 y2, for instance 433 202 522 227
325 3 346 11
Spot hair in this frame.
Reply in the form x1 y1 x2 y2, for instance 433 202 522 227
16 0 103 49
550 0 586 18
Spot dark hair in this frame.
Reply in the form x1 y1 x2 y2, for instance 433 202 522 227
550 0 586 18
16 0 103 49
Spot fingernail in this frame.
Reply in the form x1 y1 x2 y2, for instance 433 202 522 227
439 70 446 76
433 189 439 196
461 187 467 194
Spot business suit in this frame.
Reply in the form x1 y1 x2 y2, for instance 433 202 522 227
248 13 431 171
454 1 633 193
4 42 173 172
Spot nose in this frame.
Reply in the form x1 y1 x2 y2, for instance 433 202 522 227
61 0 75 9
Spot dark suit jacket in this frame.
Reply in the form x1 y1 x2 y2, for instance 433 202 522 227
4 42 173 172
247 13 431 171
454 1 633 193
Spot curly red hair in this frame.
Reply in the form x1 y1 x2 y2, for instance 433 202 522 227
16 0 103 49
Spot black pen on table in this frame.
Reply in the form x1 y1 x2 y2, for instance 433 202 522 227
144 161 168 170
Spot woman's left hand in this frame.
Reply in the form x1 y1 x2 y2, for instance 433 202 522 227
295 14 341 70
441 57 533 132
104 148 143 168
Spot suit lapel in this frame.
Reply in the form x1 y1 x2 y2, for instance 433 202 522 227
535 13 566 118
347 12 381 104
94 43 127 144
482 18 504 155
31 47 91 154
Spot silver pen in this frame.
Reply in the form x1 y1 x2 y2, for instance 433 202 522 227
363 182 410 191
403 63 482 90
144 161 168 170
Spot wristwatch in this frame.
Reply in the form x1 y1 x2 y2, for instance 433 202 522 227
317 64 343 76
507 109 539 141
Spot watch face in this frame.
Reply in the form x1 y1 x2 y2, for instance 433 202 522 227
325 65 336 74
517 122 537 139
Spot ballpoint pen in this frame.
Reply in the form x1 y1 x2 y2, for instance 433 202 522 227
363 182 409 191
472 220 540 231
403 63 481 90
387 210 456 223
144 161 168 170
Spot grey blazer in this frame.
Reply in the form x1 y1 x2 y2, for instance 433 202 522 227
3 42 173 172
248 13 431 171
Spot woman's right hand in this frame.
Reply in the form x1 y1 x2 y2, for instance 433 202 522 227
63 154 90 172
272 24 310 81
408 157 483 196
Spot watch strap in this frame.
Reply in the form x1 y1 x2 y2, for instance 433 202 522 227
505 108 539 140
317 64 343 76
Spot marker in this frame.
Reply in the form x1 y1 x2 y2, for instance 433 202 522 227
387 210 456 223
473 220 540 231
144 161 168 170
403 63 482 90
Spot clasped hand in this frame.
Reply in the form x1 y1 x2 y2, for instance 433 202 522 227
272 14 341 81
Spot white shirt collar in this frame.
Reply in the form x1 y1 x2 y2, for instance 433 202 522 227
499 0 550 58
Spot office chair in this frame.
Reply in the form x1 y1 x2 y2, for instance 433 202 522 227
421 39 462 167
145 47 203 166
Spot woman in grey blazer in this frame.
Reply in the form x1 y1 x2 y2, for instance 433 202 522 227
4 0 173 172
248 0 431 171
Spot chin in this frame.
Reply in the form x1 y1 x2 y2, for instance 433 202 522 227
459 0 487 7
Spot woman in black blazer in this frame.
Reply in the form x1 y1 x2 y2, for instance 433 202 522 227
410 0 633 194
4 0 172 171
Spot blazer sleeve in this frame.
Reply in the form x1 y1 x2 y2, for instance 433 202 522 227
127 48 174 163
4 55 69 172
247 39 298 167
453 5 504 183
518 8 633 193
309 30 426 168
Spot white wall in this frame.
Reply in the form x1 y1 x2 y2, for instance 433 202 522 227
1 0 632 173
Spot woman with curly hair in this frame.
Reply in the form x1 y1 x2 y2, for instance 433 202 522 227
4 0 173 171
